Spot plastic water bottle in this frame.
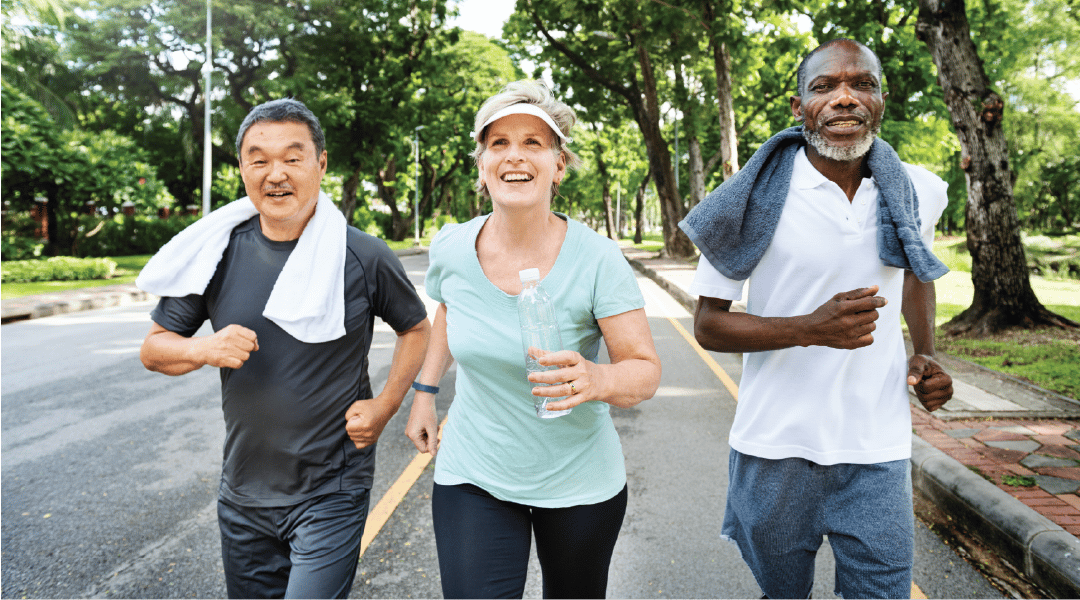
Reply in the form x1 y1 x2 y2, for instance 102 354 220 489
517 268 571 419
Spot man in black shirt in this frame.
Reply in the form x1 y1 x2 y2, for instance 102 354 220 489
140 99 430 598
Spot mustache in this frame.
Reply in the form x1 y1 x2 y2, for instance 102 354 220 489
262 185 295 193
816 110 872 128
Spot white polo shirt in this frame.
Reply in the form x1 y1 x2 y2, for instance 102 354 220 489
690 147 947 465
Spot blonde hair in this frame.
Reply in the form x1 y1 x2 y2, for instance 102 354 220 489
471 80 583 198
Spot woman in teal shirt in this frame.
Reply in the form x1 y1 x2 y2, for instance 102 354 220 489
405 80 661 599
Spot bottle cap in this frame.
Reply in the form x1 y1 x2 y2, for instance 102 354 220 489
518 268 540 282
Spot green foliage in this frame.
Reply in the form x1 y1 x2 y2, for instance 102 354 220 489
1024 233 1080 279
74 214 199 257
0 254 151 299
2 236 46 261
968 0 1080 232
2 80 173 253
1 212 45 260
1 256 117 283
1001 474 1037 487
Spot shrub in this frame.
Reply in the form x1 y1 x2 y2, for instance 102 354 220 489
1 235 45 261
75 214 198 257
1 256 117 283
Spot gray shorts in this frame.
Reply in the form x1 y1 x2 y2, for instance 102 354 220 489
721 449 913 599
218 488 370 599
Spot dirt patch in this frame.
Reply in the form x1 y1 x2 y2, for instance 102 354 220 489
941 325 1080 345
914 491 1047 599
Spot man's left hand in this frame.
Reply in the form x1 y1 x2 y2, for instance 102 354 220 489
345 398 394 449
907 354 953 412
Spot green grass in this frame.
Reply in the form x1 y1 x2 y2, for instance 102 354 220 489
617 233 664 253
1001 474 1037 487
930 266 1080 399
1 255 151 300
934 233 1080 280
939 335 1080 398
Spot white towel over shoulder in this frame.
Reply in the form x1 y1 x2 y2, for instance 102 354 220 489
136 191 347 343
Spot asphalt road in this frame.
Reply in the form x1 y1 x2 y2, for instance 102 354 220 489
1 252 1005 599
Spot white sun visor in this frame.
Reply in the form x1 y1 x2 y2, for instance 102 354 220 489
470 103 572 143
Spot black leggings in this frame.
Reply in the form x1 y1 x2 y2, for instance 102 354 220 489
432 482 628 599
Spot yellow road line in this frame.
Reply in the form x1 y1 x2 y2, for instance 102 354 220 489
359 416 447 560
641 284 738 401
664 314 739 402
911 581 927 598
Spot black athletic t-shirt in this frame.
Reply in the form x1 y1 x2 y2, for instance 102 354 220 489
151 216 427 507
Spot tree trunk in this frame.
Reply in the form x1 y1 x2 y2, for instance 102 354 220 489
634 168 651 245
375 154 409 241
340 164 363 226
633 40 695 259
916 0 1077 335
46 187 60 255
703 1 739 180
688 136 705 208
592 138 616 239
525 5 694 259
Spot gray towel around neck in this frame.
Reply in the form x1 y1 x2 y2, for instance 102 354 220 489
678 126 948 283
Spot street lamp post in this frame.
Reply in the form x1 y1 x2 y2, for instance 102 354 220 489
201 0 212 217
414 125 425 246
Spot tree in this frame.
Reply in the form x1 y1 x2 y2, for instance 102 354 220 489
63 0 303 209
1 0 79 128
292 0 456 237
974 0 1080 231
2 81 170 254
916 0 1077 334
510 0 696 258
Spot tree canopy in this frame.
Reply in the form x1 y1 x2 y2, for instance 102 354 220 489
2 0 1077 330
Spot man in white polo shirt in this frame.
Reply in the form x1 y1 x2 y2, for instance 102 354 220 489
679 39 954 599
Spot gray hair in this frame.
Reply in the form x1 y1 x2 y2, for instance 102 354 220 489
470 80 582 198
235 98 326 157
795 38 883 97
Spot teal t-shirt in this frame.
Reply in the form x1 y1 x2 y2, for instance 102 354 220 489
426 214 645 507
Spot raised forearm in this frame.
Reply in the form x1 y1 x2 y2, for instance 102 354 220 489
694 297 808 353
141 330 205 375
141 322 259 375
694 287 887 353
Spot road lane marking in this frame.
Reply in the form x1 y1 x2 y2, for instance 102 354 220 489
359 416 447 560
645 281 929 598
641 284 738 401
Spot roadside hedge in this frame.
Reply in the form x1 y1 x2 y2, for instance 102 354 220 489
1 257 117 283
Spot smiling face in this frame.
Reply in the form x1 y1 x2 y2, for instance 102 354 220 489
791 41 886 163
238 120 327 241
478 113 566 211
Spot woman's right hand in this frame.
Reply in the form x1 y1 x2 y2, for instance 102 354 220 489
405 393 440 456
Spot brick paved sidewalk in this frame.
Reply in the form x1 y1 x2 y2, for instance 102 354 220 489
911 407 1080 536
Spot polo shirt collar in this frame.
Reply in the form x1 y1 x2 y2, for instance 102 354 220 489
792 146 880 191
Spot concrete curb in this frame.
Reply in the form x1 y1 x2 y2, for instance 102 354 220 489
625 257 698 312
912 436 1080 598
1 247 428 324
625 252 1080 598
1 285 152 323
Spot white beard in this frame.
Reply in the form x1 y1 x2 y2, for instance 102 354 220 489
802 122 880 162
